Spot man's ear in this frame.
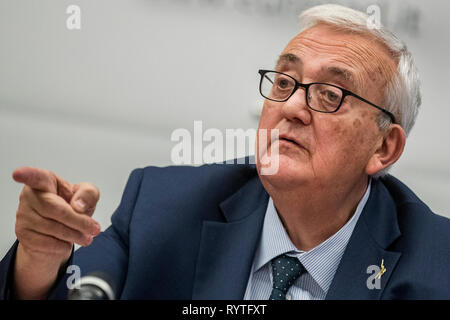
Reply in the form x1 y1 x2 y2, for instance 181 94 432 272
365 124 406 176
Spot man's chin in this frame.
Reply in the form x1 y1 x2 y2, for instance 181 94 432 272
258 155 311 188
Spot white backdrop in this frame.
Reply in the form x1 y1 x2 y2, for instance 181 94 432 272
1 0 449 257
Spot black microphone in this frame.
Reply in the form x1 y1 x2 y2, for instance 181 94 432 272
68 272 115 300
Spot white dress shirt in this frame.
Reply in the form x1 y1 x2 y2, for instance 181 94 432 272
244 180 372 300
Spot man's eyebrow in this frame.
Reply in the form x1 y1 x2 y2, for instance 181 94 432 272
323 66 359 91
276 53 302 68
275 54 360 90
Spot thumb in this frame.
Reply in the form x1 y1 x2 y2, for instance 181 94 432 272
70 182 100 217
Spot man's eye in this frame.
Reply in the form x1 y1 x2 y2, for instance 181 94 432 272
276 79 291 89
323 90 340 101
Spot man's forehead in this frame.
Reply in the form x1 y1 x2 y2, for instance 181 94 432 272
276 26 366 71
275 24 398 93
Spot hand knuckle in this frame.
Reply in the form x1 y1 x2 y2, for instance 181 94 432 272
40 192 53 204
15 224 24 240
55 204 67 217
15 212 32 230
15 207 25 220
35 195 51 215
15 216 24 230
47 202 67 220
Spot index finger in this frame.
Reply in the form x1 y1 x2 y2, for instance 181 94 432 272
13 167 74 202
13 167 58 193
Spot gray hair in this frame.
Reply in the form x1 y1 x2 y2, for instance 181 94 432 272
299 4 422 176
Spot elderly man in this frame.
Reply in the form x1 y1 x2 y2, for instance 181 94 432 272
1 4 449 300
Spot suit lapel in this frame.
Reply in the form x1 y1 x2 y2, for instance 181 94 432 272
192 175 269 299
326 178 402 300
191 172 403 300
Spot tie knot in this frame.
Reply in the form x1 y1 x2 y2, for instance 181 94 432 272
270 254 304 296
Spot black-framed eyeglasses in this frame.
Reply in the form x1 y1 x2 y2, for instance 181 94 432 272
258 69 396 124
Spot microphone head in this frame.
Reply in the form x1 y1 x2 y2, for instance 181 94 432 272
68 272 116 300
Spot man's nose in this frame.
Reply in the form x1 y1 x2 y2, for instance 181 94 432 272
280 87 312 125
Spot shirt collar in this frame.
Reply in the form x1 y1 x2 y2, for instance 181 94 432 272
253 179 372 294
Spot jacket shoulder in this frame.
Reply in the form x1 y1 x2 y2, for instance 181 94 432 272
141 161 257 195
134 161 258 220
380 174 450 241
380 174 450 229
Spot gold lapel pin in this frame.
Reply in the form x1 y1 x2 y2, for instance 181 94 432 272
376 259 387 279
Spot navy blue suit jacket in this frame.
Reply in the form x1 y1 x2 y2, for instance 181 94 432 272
1 162 450 299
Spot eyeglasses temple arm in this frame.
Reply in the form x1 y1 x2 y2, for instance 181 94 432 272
348 93 396 124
